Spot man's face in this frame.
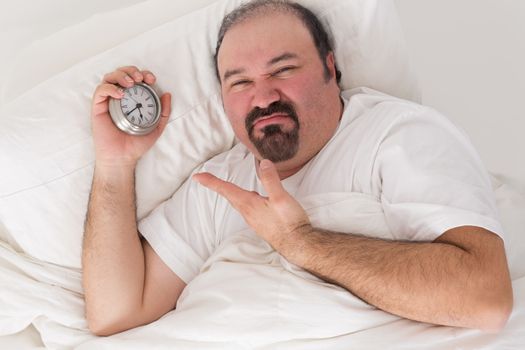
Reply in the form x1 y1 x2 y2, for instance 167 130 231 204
217 11 342 171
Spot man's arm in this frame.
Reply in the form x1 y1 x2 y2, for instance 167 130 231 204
193 159 513 332
83 164 186 336
83 66 186 336
282 224 512 332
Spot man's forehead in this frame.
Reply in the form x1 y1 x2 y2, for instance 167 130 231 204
218 11 313 77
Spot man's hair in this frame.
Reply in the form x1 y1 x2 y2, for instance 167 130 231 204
214 0 342 84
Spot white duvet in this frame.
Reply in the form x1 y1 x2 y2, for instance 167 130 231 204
2 189 525 349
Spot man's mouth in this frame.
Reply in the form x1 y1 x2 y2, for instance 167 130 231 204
253 114 291 129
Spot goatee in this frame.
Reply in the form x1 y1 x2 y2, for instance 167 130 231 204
245 101 300 163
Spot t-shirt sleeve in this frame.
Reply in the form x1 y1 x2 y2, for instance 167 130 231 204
375 107 504 242
138 169 217 284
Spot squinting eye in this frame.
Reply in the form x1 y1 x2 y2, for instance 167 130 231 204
273 66 295 76
231 80 251 88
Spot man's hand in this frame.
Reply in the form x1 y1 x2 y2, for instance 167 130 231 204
192 159 311 253
91 66 171 167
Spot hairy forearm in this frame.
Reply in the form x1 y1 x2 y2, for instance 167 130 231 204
284 226 510 330
82 163 145 329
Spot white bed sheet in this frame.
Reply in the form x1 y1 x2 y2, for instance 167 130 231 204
0 324 45 349
1 0 524 348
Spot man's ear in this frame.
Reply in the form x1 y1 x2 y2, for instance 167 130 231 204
325 51 337 81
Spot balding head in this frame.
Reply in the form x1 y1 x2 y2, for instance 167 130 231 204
214 0 341 84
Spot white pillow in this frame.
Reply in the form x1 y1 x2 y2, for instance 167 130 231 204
0 0 420 268
0 0 222 106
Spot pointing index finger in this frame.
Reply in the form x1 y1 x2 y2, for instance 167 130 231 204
192 172 252 207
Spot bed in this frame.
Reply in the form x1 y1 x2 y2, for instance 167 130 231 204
1 0 524 348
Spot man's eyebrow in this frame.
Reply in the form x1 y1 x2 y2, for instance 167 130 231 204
223 68 246 82
267 52 299 66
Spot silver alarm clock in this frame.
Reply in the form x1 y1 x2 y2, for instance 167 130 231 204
109 83 161 135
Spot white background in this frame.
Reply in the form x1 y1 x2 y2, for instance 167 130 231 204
395 0 525 189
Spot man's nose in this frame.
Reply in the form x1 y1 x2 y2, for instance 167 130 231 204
251 82 280 109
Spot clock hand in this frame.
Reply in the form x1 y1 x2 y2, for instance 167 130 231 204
126 103 143 117
126 107 137 116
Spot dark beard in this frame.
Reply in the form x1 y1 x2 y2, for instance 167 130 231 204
245 101 300 163
251 124 299 162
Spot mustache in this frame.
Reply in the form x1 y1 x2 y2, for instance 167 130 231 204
245 101 299 134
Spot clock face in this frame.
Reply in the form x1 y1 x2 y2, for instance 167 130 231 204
120 84 159 127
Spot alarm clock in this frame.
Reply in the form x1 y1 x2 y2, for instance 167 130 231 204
109 83 161 135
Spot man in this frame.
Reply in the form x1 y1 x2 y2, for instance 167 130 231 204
83 0 512 337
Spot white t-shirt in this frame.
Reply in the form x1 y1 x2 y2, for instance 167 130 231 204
138 87 503 284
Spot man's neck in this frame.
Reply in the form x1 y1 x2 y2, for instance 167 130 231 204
254 158 306 180
275 162 306 180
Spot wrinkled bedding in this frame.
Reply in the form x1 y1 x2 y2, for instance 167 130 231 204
1 190 524 349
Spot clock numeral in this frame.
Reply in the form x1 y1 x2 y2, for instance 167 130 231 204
147 104 154 108
133 87 138 95
121 105 128 108
145 96 151 101
148 112 153 117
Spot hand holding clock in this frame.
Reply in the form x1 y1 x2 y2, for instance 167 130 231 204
91 66 171 168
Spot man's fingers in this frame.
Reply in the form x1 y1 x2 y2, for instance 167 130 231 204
142 70 157 85
160 93 171 117
92 83 125 106
102 66 155 88
259 159 286 200
193 173 253 207
155 93 172 135
103 70 136 88
116 66 144 83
